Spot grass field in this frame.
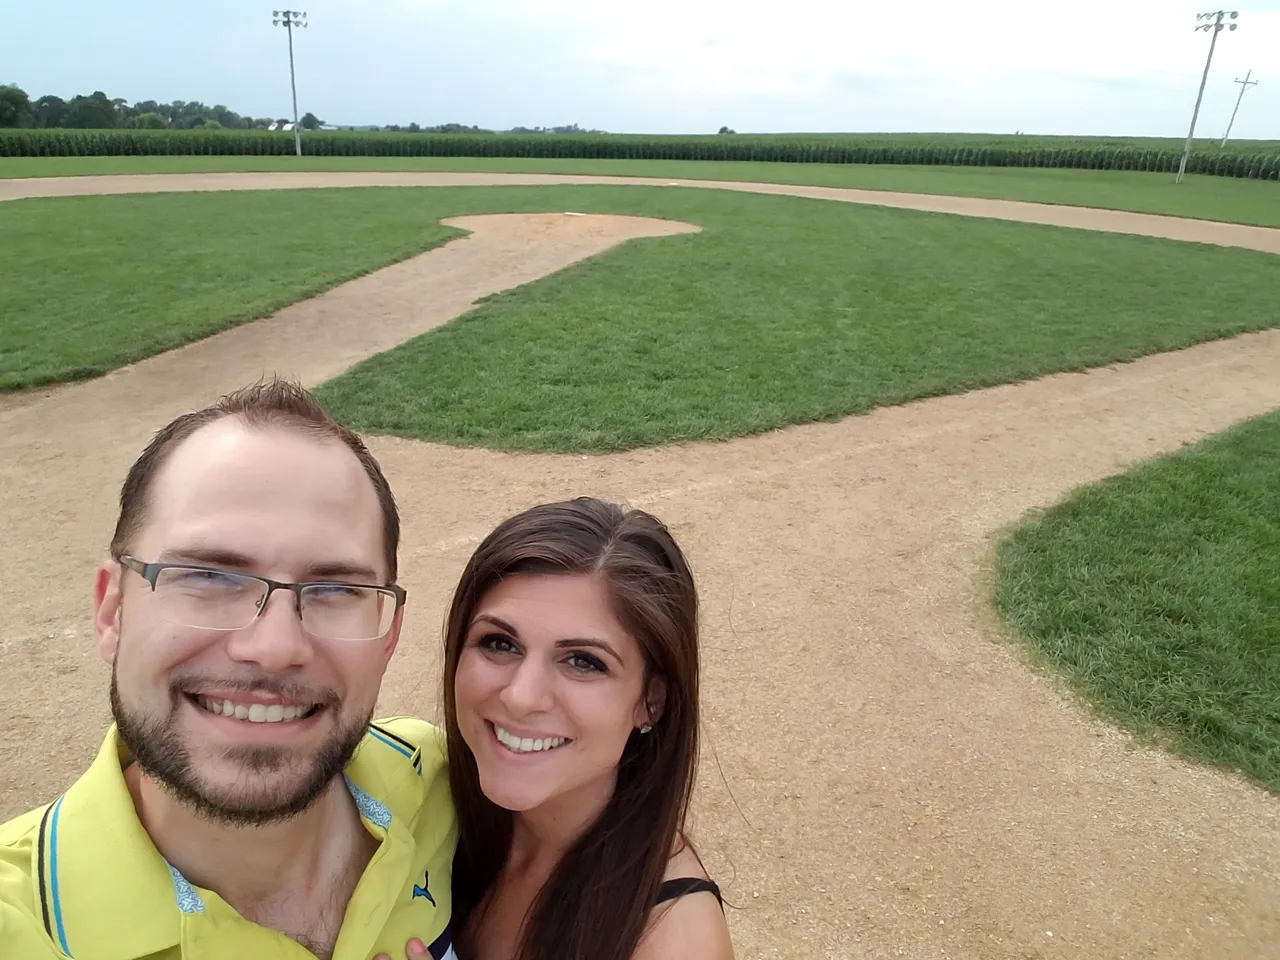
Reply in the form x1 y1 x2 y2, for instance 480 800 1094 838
5 185 1278 450
0 192 462 390
3 156 1279 229
993 410 1280 791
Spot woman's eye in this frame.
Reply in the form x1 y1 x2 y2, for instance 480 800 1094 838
477 633 517 654
566 653 607 674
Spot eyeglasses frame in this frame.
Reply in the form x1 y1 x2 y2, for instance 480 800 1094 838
117 554 408 639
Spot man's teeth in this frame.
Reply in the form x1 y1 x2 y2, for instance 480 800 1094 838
197 696 313 723
495 725 567 753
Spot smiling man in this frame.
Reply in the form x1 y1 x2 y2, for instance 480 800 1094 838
0 378 456 960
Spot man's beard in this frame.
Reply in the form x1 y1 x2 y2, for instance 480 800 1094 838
110 659 371 827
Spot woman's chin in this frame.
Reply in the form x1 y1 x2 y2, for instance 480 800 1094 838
478 777 548 812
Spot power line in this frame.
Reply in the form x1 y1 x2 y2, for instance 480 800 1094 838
272 10 308 157
1176 9 1239 185
1220 69 1258 147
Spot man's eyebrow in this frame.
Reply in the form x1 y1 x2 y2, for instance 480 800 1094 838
154 549 379 582
304 562 381 582
156 547 254 568
555 637 624 668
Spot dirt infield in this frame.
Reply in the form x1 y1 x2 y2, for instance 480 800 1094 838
3 174 1280 960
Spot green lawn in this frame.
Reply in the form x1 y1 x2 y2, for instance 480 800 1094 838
316 189 1280 451
993 410 1280 791
3 155 1279 229
5 186 1278 450
0 192 463 390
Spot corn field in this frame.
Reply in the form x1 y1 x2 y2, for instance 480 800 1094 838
1 129 1278 179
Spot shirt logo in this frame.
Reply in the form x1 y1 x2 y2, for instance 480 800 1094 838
412 870 436 906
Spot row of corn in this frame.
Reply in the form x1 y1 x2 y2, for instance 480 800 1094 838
1 130 1277 179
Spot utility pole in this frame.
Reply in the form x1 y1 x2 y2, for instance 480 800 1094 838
1176 9 1238 184
1220 69 1258 147
272 10 308 157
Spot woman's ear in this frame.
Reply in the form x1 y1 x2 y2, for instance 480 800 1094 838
636 676 667 728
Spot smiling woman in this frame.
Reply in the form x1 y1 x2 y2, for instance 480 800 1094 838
419 497 734 960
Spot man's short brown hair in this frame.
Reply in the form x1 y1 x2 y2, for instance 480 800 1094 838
109 377 401 581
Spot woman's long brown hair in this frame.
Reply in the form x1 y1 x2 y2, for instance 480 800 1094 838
443 497 701 960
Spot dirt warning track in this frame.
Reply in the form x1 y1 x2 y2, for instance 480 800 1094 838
2 173 1279 960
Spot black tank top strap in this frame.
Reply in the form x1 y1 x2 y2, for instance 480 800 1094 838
655 877 723 908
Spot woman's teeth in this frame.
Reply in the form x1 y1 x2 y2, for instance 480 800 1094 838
197 696 314 723
495 724 567 753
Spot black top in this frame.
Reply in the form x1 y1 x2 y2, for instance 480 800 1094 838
655 877 723 908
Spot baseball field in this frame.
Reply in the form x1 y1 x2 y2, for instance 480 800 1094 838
2 158 1277 959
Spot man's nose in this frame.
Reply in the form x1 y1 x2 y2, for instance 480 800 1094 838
223 589 313 672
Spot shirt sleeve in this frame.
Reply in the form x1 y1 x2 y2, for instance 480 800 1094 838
1 811 61 958
0 898 63 958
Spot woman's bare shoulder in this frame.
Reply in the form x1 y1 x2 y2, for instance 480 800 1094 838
637 891 734 960
632 844 734 960
664 843 710 882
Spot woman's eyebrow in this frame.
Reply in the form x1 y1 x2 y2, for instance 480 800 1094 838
555 637 623 667
472 613 520 636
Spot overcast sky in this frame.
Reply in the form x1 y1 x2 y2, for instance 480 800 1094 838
5 0 1279 138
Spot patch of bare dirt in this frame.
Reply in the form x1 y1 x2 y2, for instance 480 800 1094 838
2 176 1279 960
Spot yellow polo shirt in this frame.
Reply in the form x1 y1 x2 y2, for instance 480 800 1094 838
0 717 458 959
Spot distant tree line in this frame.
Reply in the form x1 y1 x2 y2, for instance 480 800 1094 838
0 84 326 131
0 85 608 135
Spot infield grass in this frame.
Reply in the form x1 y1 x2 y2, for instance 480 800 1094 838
5 185 1278 451
993 410 1280 791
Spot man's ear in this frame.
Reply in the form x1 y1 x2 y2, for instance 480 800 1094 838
380 604 405 668
93 560 123 664
635 676 667 728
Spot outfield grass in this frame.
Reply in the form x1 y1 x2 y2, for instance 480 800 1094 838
3 155 1279 229
0 192 462 390
993 410 1280 791
6 186 1278 448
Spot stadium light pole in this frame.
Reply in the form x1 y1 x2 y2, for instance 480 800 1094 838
1176 9 1238 184
272 9 308 157
1220 69 1258 147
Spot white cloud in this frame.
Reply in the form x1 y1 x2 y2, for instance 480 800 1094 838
12 0 1278 136
581 1 1277 89
452 0 1255 131
374 0 1278 134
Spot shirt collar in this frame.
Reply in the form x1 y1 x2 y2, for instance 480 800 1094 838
42 726 183 960
44 722 426 960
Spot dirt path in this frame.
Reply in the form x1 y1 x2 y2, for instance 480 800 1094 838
5 171 1280 255
2 175 1280 960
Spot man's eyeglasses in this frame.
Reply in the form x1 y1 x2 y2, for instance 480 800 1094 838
118 556 407 642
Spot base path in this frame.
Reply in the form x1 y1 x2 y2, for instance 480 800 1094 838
2 175 1280 960
4 170 1280 254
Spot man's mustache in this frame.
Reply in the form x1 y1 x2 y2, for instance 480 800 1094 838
168 671 341 708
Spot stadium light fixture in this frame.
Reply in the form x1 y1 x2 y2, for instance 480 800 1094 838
1177 10 1238 183
272 10 309 157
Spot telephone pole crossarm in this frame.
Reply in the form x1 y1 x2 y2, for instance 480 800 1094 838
1221 69 1259 147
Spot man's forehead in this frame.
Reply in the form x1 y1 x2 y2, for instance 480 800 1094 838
155 418 364 490
140 419 383 547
